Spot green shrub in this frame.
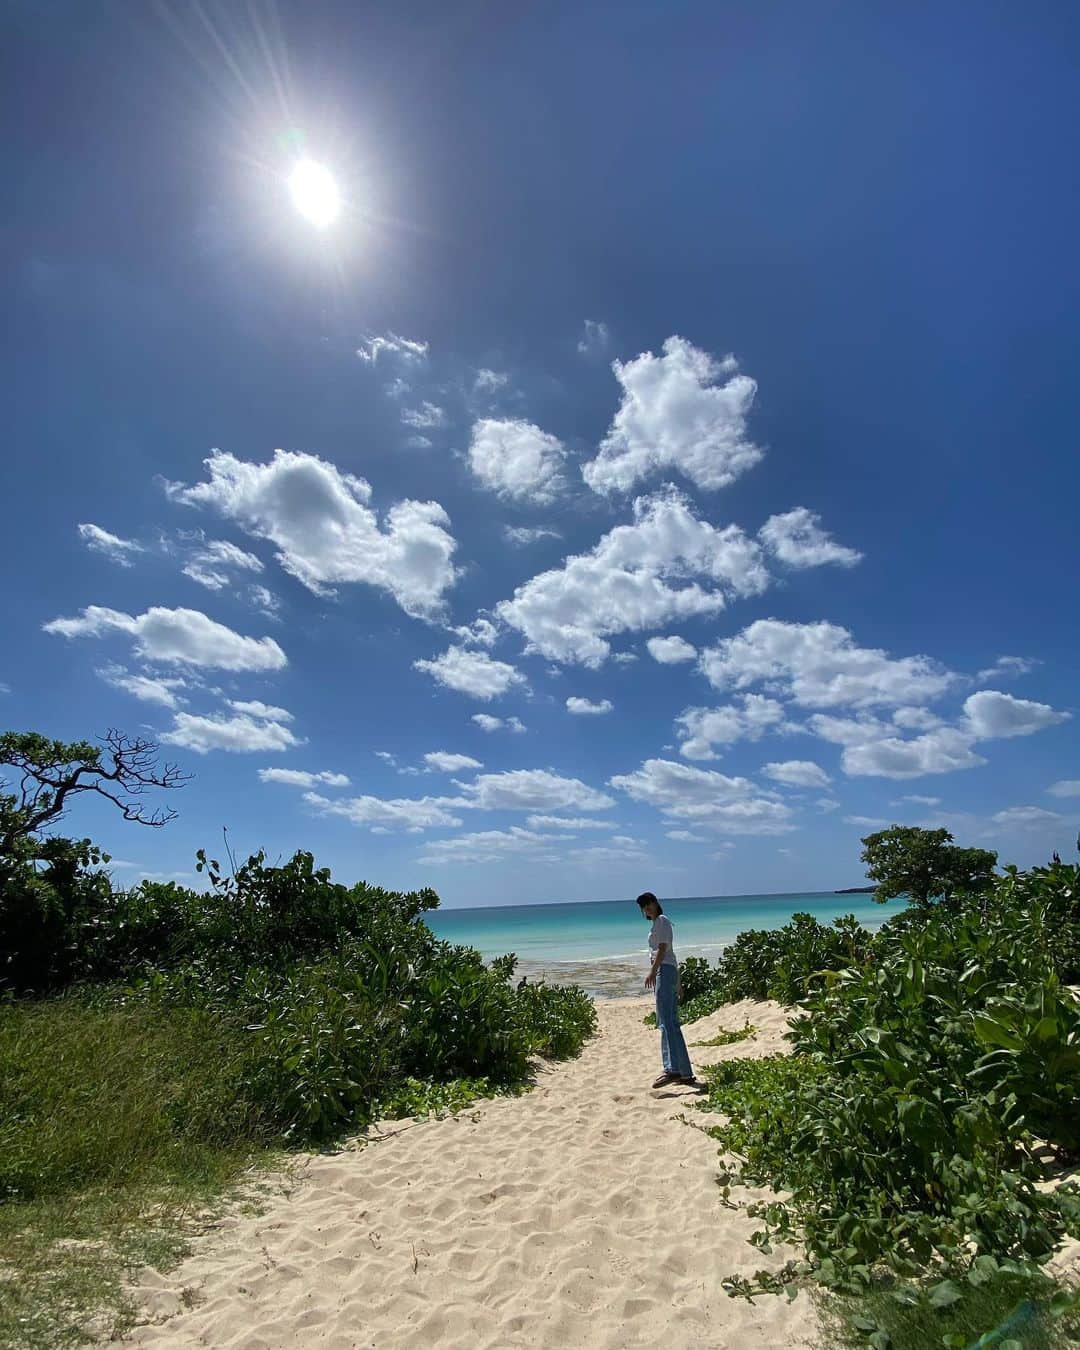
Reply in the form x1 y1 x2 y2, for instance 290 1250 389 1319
702 861 1080 1300
515 980 597 1059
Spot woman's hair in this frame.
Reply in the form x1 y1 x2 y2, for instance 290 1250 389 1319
636 891 663 914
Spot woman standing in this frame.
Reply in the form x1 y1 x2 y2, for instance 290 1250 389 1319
637 891 696 1089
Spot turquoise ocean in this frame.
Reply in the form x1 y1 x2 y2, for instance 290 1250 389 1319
425 890 898 996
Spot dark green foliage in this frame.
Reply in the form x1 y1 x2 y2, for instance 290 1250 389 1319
700 860 1080 1303
514 980 597 1059
861 824 998 908
665 912 873 1025
691 1020 755 1048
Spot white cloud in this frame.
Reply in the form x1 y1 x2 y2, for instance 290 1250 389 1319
503 525 561 547
474 368 509 393
612 651 639 665
675 695 788 760
991 805 1065 830
414 646 526 700
497 487 769 666
896 794 941 806
526 815 618 832
570 841 648 865
700 619 953 709
471 713 526 733
467 418 567 505
97 664 188 709
306 790 463 833
610 758 795 835
816 797 840 813
259 767 350 788
77 523 144 567
1047 780 1080 798
647 635 696 664
582 337 761 495
44 605 287 671
763 760 831 789
417 826 564 865
758 508 862 569
577 319 610 355
666 829 706 843
182 538 263 590
165 449 458 621
892 707 944 731
456 768 614 813
451 618 499 648
424 751 483 773
228 699 293 721
566 696 614 716
162 707 300 754
976 655 1038 681
843 815 888 829
248 584 281 618
404 435 433 450
356 332 428 363
962 690 1069 740
401 401 447 430
841 727 986 780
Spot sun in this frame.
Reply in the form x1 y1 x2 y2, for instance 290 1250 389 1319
288 159 340 228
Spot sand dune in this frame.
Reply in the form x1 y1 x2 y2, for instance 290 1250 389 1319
122 997 817 1349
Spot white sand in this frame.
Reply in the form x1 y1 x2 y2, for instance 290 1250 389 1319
122 997 817 1349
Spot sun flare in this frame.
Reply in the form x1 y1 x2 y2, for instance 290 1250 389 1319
288 159 340 228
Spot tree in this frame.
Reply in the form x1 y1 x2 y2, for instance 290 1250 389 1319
0 729 189 868
1 731 190 992
860 825 998 908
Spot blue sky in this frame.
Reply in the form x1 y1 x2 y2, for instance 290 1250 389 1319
3 0 1078 907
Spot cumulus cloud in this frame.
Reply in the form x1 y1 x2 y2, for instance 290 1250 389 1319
577 319 610 356
582 337 761 495
612 651 639 665
962 690 1070 739
666 829 706 842
763 760 832 789
423 751 483 773
248 584 281 618
700 619 953 709
401 401 447 430
758 508 862 569
1047 780 1080 798
992 805 1065 830
182 538 263 590
417 827 565 866
165 449 458 621
610 758 795 835
647 635 696 664
675 695 788 760
97 664 188 709
77 523 144 566
841 727 986 779
456 768 614 813
305 790 463 833
44 605 287 671
162 704 300 754
471 713 526 733
526 815 617 831
896 794 941 806
450 618 499 648
356 332 428 363
566 696 614 716
258 767 350 788
497 488 769 666
503 525 562 547
414 646 526 700
976 656 1038 682
467 418 567 505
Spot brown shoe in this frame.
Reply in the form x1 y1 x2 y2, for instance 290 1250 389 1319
652 1071 680 1088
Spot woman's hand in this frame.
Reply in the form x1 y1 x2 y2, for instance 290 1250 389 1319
644 969 657 991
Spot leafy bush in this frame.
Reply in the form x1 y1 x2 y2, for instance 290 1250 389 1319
514 980 597 1059
701 861 1080 1300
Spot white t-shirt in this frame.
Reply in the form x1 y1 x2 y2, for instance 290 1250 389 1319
649 914 677 967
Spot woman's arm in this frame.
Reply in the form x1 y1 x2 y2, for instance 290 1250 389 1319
644 942 668 989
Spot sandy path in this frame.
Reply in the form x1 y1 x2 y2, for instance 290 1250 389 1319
123 998 817 1349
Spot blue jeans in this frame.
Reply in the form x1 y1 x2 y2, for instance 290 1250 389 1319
655 964 693 1078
